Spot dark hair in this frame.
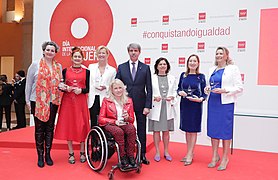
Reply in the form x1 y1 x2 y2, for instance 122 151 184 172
42 41 59 53
16 70 25 77
0 74 8 82
185 54 200 76
154 57 171 75
71 46 84 58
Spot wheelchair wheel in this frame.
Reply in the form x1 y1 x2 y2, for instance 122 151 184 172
85 127 108 172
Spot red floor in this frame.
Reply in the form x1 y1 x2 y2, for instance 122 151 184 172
1 127 278 180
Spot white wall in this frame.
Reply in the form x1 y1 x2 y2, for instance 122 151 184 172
169 103 278 153
33 0 278 153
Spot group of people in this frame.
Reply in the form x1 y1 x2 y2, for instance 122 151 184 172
24 41 243 172
0 70 27 132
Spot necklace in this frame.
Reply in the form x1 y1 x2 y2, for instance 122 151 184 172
70 66 83 74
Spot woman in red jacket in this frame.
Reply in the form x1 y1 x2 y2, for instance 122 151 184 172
98 79 136 168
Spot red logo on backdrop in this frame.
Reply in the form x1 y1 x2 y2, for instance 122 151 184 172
131 18 137 27
178 57 186 67
197 42 205 52
239 9 247 20
161 43 168 53
198 12 206 23
49 0 117 68
239 9 247 17
238 41 246 52
162 15 169 25
144 58 151 65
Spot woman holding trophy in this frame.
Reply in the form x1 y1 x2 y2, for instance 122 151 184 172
98 79 136 168
55 47 90 164
204 47 243 171
177 54 207 166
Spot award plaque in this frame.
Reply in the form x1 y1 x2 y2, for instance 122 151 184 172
185 85 196 97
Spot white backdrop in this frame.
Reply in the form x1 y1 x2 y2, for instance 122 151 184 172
32 0 278 153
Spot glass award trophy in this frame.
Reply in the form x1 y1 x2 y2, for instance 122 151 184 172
209 77 219 91
185 85 195 97
72 79 78 88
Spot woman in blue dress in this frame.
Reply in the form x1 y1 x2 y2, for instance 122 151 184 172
204 47 243 171
177 54 207 166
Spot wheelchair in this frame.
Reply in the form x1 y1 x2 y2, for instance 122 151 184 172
85 125 142 179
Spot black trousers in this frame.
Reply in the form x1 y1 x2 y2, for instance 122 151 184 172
134 110 147 154
14 102 26 128
89 95 100 128
31 101 58 156
0 104 12 129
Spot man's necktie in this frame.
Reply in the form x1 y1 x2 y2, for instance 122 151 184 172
132 62 136 81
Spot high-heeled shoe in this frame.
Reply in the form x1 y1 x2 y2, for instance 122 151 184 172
217 159 229 171
184 154 194 166
208 156 220 168
180 157 187 162
68 152 75 164
164 154 172 162
154 155 160 162
80 152 86 163
184 159 193 166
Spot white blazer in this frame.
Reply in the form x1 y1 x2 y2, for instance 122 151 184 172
208 64 243 104
148 74 178 121
88 63 116 108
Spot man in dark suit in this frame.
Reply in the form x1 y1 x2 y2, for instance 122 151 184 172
116 43 152 165
13 70 27 129
0 74 13 131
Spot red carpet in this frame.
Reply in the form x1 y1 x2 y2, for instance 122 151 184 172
1 127 278 180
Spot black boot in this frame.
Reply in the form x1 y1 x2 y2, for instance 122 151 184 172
45 115 55 166
45 130 54 166
45 148 53 166
38 154 44 168
35 116 45 168
35 131 45 168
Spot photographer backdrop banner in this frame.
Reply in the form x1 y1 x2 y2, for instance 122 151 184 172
33 0 278 118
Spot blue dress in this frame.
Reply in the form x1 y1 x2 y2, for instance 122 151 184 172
178 73 207 132
207 69 234 140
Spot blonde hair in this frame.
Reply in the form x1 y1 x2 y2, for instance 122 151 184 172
214 47 233 66
96 45 110 56
108 79 129 105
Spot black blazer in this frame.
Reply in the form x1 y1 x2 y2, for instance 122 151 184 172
116 61 152 111
13 78 26 104
0 83 13 106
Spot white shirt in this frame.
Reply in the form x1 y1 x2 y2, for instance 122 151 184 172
129 60 138 74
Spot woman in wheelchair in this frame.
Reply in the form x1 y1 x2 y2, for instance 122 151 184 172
98 79 137 168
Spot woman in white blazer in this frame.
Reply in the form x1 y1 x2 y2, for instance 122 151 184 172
204 47 243 171
148 57 177 162
88 46 116 127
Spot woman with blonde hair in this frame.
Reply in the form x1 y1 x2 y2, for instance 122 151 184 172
88 45 116 127
204 47 243 171
98 79 137 168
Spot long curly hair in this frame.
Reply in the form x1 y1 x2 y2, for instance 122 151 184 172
108 79 129 106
